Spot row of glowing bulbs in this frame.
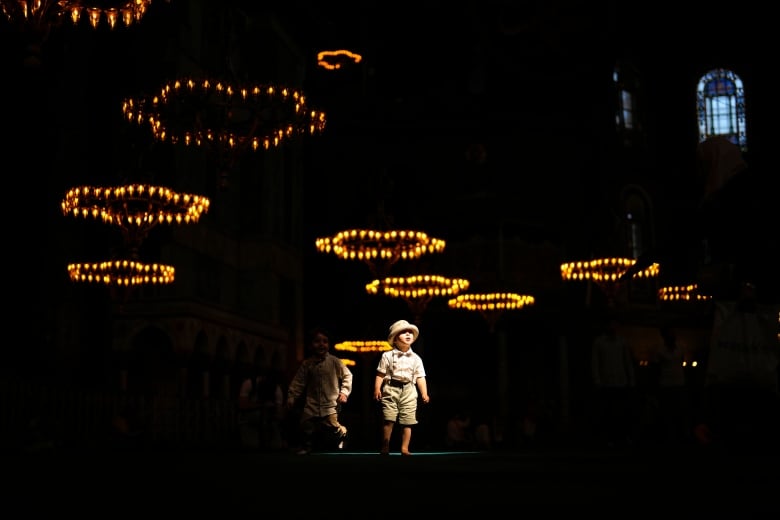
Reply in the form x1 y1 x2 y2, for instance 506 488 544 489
72 77 321 287
122 78 327 152
61 184 210 229
560 257 660 282
67 260 175 286
317 229 706 306
62 184 211 286
329 234 535 311
315 229 446 261
1 0 152 29
3 3 331 287
365 275 470 299
363 274 535 313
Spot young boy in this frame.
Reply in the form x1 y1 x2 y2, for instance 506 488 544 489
374 319 430 455
287 326 352 454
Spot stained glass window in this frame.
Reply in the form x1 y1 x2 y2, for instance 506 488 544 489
696 68 747 151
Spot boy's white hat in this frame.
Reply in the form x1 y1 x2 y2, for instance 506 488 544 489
388 319 419 344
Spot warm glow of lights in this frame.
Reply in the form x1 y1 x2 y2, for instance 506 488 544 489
334 340 392 354
340 358 356 367
448 292 535 331
560 257 659 282
67 260 175 286
62 183 206 287
122 78 327 153
448 292 535 312
0 0 153 30
317 49 363 70
61 184 210 235
315 229 445 274
658 283 712 302
366 275 469 299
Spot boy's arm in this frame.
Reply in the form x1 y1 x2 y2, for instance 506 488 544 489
286 364 305 407
416 377 430 403
373 372 385 401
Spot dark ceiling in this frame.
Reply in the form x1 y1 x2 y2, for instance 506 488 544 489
0 1 775 338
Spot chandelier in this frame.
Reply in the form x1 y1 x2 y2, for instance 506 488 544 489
448 292 535 331
334 340 392 355
67 259 175 286
61 183 210 247
334 339 391 369
122 78 326 185
316 229 446 277
333 340 393 365
560 256 659 305
1 0 154 31
62 183 210 286
317 49 362 70
657 283 712 303
366 274 469 321
560 257 659 283
122 78 327 151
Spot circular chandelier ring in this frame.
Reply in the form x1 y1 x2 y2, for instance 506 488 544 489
316 229 446 262
61 183 210 229
334 340 392 354
448 292 535 312
67 260 175 286
122 78 327 152
658 284 712 302
317 49 363 70
560 257 659 283
365 275 470 298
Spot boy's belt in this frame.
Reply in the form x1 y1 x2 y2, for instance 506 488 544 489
387 379 410 388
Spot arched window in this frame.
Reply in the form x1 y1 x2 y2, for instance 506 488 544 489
614 62 640 133
613 60 644 148
696 68 747 151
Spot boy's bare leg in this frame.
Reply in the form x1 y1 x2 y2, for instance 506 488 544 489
400 426 412 455
381 421 393 454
